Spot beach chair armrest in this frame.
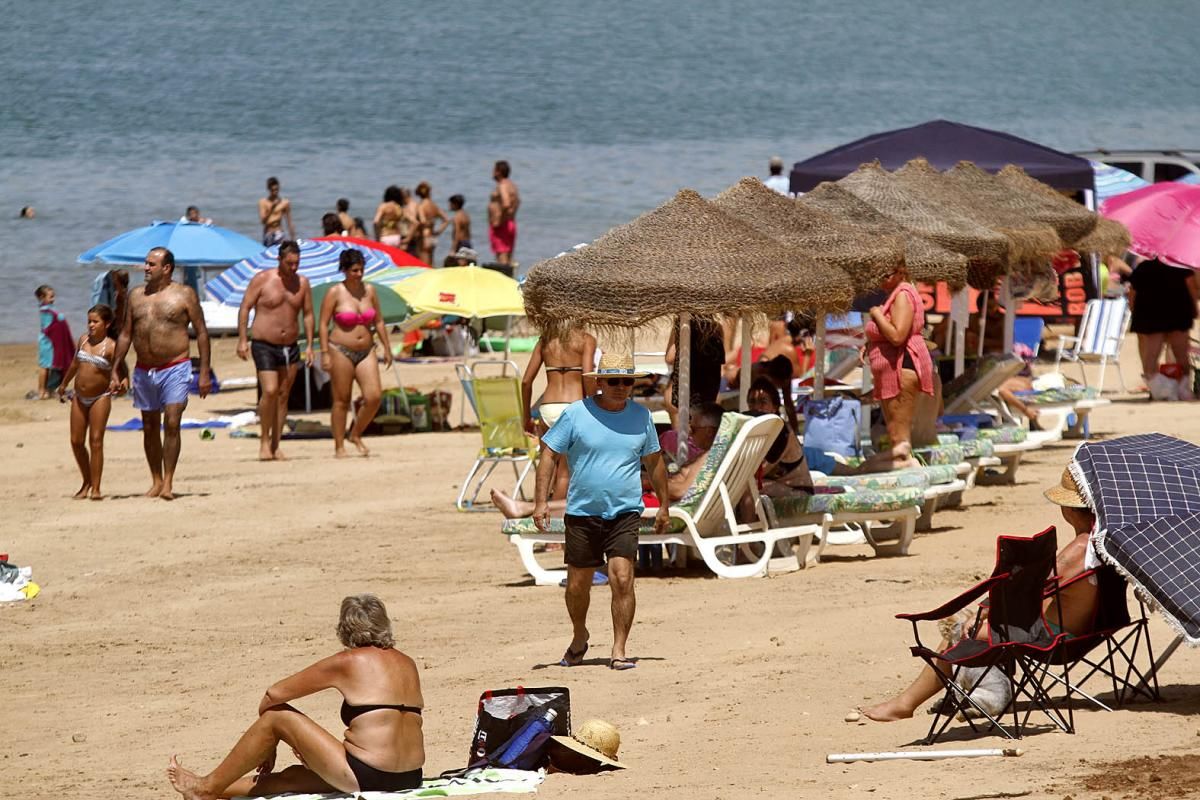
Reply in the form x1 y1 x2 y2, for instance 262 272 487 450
1056 333 1081 349
896 573 1010 622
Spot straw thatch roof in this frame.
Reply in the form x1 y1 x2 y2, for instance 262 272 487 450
709 177 904 295
953 162 1097 245
521 189 855 338
798 183 969 290
893 158 1062 273
995 165 1125 255
837 162 1010 289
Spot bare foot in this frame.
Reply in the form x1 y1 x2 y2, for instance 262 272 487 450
74 483 92 499
490 489 527 519
167 755 214 800
258 445 275 461
350 433 370 457
160 483 176 501
860 699 914 722
334 447 350 459
272 448 288 461
38 392 52 400
891 457 919 470
89 488 105 501
145 481 164 498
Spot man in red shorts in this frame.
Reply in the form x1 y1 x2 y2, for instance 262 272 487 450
489 160 520 266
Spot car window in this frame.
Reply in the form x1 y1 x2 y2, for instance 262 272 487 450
1154 162 1196 182
1109 161 1144 178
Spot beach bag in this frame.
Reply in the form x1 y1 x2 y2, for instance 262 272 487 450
465 686 571 769
802 396 861 457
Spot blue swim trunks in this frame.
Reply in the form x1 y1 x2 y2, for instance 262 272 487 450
133 359 191 411
803 446 839 475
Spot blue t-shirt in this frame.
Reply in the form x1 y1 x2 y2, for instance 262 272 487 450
541 397 660 519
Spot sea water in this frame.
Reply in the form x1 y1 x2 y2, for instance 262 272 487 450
2 0 1197 342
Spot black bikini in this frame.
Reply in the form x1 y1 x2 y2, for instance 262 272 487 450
341 701 423 791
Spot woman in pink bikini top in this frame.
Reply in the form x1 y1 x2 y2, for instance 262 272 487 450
318 249 393 458
864 265 934 468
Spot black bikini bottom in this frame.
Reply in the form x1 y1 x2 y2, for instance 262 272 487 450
345 751 422 792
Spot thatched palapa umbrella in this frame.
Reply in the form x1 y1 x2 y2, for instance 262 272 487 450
837 162 1009 290
892 158 1063 274
995 165 1128 256
948 162 1097 246
710 177 904 296
798 182 969 290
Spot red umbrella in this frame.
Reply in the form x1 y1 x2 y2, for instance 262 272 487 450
315 236 429 268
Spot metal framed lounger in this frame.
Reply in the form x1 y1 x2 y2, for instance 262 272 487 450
502 414 819 584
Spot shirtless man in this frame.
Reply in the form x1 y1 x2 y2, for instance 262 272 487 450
258 177 295 246
336 198 354 234
236 240 314 461
111 248 211 500
489 160 520 266
414 182 448 266
448 194 471 254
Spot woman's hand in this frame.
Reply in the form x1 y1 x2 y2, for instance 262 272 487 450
382 348 394 369
320 352 331 371
255 748 276 779
869 305 885 323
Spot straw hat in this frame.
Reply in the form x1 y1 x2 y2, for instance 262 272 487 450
549 719 627 770
584 352 649 379
1043 466 1089 508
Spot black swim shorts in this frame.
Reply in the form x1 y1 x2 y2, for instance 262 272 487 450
564 511 640 568
251 340 300 372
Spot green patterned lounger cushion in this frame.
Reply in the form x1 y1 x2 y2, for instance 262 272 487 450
502 516 687 536
915 443 965 466
768 486 924 518
957 438 995 459
937 433 960 446
1019 386 1099 405
675 412 747 510
820 471 929 491
973 426 1027 444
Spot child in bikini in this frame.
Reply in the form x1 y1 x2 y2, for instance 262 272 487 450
57 304 123 499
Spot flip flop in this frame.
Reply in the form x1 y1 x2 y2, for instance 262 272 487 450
608 657 637 671
559 643 588 667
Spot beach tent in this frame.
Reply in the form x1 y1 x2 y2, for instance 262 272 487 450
1091 160 1150 207
207 239 390 307
788 119 1095 194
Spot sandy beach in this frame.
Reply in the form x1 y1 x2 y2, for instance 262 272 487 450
2 335 1198 800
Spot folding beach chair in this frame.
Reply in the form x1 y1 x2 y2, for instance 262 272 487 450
1053 298 1130 393
455 360 535 511
1036 565 1161 711
1013 316 1044 358
899 526 1076 744
502 414 818 583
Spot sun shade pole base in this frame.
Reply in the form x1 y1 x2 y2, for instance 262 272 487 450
814 314 827 400
951 288 969 378
677 315 691 465
739 316 752 412
304 362 312 413
826 748 1023 764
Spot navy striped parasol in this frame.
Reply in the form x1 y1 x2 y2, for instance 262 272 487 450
207 238 391 306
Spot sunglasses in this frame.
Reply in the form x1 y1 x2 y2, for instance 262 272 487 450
602 377 636 387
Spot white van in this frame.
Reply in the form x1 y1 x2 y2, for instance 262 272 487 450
1075 149 1200 182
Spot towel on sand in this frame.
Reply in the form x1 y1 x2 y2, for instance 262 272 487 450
235 768 544 800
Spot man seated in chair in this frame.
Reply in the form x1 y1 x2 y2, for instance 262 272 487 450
859 465 1101 722
491 403 725 516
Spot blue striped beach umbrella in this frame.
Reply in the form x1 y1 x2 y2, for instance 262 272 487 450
1176 173 1200 185
207 238 390 306
1090 160 1149 207
78 220 261 267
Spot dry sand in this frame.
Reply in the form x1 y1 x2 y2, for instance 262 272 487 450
1 336 1197 800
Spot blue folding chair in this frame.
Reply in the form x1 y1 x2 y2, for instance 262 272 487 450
1013 317 1045 358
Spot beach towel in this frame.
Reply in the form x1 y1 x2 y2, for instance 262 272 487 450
43 312 74 372
108 417 231 431
234 767 544 799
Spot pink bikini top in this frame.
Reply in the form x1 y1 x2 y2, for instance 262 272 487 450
333 307 378 329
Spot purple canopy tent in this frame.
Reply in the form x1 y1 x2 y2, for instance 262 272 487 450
789 120 1095 194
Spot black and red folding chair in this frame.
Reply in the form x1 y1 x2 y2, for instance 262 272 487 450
898 526 1076 744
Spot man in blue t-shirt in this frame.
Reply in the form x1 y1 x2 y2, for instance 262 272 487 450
534 353 669 672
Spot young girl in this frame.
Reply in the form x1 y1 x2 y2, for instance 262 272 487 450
57 304 120 499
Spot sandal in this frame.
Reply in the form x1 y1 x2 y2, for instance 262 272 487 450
608 657 637 671
559 643 588 667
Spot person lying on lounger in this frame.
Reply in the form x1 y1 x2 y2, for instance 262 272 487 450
167 594 424 798
857 466 1099 722
491 402 725 518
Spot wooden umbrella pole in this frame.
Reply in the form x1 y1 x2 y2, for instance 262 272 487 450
813 313 827 400
1001 278 1015 355
739 316 752 412
952 288 968 378
677 314 691 465
977 290 989 358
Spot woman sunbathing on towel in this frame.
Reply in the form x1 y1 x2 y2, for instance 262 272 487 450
856 467 1099 722
167 594 424 798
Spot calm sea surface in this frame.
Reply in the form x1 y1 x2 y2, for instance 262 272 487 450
2 0 1197 341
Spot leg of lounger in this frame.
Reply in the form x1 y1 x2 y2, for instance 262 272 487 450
897 508 917 555
816 515 833 564
511 535 567 586
511 457 534 501
456 457 486 510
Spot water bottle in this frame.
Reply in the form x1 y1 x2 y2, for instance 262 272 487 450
494 707 557 767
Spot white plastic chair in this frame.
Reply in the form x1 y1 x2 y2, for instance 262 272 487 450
1054 298 1130 393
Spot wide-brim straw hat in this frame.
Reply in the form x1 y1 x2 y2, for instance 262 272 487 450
711 177 905 295
1043 466 1089 508
892 159 1064 275
837 161 1010 290
549 719 627 770
798 182 969 290
521 189 854 339
584 352 649 379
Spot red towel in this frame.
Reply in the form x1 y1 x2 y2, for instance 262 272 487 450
44 314 74 372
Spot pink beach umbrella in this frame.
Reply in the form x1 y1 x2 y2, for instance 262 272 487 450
1101 183 1200 269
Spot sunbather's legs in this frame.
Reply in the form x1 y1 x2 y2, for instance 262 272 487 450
1137 332 1165 382
881 369 921 468
328 347 356 457
861 642 952 721
564 565 592 657
608 556 635 663
490 489 566 519
1167 330 1192 388
348 356 382 456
